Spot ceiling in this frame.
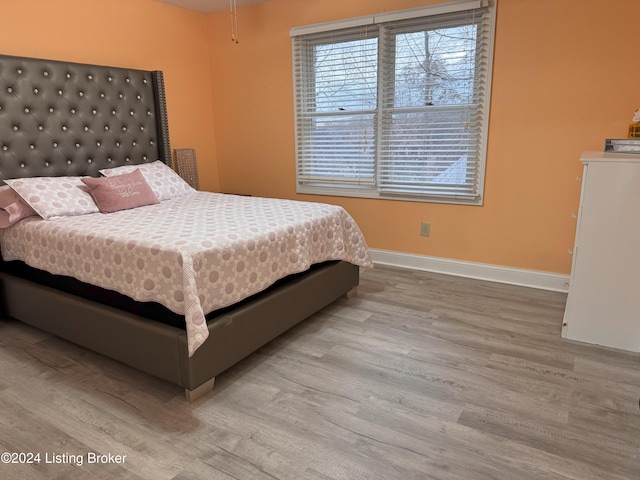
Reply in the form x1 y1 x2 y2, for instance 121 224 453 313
157 0 268 13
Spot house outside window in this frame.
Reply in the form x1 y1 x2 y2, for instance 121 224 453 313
291 0 496 204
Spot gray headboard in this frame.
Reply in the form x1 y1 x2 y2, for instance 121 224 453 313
0 54 171 183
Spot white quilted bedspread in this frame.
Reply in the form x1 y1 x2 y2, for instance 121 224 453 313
0 192 372 355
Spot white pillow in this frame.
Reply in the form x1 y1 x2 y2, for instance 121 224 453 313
5 176 99 220
99 161 195 201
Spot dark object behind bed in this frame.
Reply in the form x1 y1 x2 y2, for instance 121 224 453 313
0 53 360 401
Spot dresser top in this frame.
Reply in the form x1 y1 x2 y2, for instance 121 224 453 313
580 150 640 164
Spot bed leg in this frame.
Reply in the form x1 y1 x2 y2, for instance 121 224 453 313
185 377 215 402
345 286 358 299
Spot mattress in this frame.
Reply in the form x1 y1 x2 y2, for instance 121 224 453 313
0 192 372 355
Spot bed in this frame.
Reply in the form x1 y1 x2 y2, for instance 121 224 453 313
0 53 371 401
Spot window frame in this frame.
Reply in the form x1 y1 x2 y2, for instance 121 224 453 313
291 0 496 205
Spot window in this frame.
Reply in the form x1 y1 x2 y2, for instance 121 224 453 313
291 0 495 204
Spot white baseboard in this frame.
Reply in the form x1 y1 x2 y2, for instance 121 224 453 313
369 249 570 293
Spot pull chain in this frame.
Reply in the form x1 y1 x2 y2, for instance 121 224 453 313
229 0 239 44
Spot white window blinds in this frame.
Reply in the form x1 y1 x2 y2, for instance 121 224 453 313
291 0 495 204
293 26 379 186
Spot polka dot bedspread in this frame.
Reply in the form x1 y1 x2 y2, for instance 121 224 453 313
0 192 373 356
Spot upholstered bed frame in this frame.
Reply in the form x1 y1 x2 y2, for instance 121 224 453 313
0 53 359 401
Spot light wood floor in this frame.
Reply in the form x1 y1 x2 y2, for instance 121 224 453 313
1 265 639 480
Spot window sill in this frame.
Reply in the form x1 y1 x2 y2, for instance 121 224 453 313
297 185 483 206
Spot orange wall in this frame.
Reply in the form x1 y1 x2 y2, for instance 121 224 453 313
207 0 640 274
0 0 220 192
2 0 638 275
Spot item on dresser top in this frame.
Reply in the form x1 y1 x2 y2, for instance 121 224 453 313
603 138 640 153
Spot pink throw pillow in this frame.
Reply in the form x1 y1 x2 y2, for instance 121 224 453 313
99 160 195 201
0 185 39 227
81 169 159 213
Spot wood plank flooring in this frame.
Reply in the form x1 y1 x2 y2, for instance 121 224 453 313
0 265 638 480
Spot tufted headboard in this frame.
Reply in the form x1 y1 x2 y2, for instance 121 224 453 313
0 54 171 183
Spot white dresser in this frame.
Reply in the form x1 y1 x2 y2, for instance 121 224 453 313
562 151 640 352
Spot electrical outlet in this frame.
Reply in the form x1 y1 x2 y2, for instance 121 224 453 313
420 222 431 237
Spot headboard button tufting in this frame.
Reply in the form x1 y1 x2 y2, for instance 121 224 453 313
0 53 170 179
